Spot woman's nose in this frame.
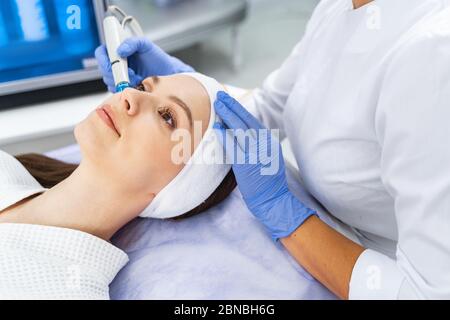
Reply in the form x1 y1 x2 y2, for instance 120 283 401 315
119 87 160 117
120 88 141 116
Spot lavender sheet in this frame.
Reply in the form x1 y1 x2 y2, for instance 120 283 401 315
46 144 337 300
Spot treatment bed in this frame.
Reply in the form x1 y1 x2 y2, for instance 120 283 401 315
45 144 354 300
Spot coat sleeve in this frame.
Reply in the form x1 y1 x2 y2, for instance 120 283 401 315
349 30 450 299
0 223 128 300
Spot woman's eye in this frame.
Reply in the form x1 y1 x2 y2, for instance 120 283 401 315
136 83 146 92
159 108 177 129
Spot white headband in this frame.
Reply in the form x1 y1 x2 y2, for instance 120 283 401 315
139 73 231 219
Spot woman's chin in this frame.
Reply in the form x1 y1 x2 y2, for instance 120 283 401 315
75 119 107 161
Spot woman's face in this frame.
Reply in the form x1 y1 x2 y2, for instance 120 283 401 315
75 74 211 200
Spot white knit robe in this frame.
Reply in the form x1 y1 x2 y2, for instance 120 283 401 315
0 150 128 300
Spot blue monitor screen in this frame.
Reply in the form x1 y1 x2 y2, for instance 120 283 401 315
0 0 100 83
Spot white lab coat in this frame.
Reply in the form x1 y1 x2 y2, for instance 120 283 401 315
244 0 450 299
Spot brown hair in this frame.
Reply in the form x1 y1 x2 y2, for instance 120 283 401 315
14 153 237 220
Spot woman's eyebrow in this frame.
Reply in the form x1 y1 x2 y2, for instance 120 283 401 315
169 95 193 127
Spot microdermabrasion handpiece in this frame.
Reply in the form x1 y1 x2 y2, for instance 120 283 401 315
103 6 144 92
104 14 130 92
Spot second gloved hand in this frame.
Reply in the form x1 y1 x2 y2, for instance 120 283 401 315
95 37 194 92
214 92 317 241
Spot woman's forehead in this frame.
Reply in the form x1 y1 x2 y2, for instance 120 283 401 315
159 75 209 100
156 75 211 125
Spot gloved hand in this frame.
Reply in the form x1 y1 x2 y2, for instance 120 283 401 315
95 37 194 92
214 92 317 241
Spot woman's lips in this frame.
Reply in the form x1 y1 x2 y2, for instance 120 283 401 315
96 105 120 136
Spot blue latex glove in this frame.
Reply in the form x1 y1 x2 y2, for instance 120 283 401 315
95 37 194 92
214 92 317 241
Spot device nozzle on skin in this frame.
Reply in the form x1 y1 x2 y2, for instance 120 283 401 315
103 6 144 92
103 15 131 92
116 81 131 92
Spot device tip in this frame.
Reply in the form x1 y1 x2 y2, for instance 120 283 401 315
116 82 131 92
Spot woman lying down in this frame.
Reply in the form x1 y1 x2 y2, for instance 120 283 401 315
0 73 237 299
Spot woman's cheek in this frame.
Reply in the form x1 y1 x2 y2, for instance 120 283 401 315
118 115 186 191
143 137 187 193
